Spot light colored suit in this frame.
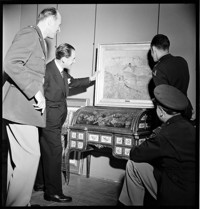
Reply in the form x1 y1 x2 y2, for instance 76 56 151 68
3 25 47 206
3 25 46 127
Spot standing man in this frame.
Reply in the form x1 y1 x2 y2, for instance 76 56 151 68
150 34 194 121
118 84 196 206
2 7 61 206
34 43 97 203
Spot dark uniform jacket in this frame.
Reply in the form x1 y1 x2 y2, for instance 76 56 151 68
152 53 193 120
3 25 47 127
152 54 189 95
129 115 196 206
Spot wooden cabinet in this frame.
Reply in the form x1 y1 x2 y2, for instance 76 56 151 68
68 106 154 159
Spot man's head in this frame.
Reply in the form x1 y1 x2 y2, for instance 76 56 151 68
150 34 170 62
56 43 76 69
37 7 61 39
153 84 188 122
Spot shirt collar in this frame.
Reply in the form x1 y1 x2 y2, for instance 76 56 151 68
54 59 63 73
163 114 183 127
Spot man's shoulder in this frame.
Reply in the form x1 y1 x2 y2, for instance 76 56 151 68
46 60 56 73
173 55 188 64
16 25 38 40
46 59 55 67
157 54 188 70
166 54 187 65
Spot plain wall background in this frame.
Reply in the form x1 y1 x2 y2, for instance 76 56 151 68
3 3 197 182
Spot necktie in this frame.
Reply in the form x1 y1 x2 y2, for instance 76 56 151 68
61 71 64 78
44 40 47 57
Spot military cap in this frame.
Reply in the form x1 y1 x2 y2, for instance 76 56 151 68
154 84 188 111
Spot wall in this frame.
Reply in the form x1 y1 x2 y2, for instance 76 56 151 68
3 4 196 182
158 4 196 113
3 4 21 61
57 4 96 104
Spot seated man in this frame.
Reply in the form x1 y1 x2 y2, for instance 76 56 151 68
118 84 196 206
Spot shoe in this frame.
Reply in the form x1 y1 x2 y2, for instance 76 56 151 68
33 184 44 192
116 200 125 206
26 203 41 207
44 193 72 203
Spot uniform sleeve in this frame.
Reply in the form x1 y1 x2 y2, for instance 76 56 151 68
129 135 163 163
3 27 41 98
153 66 169 86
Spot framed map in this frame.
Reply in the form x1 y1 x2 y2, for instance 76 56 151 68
95 43 154 108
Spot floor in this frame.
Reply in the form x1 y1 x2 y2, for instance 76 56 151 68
2 135 122 207
30 172 157 206
30 173 122 206
2 124 156 207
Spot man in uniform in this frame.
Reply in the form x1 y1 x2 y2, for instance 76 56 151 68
3 7 61 206
118 84 196 206
150 34 194 121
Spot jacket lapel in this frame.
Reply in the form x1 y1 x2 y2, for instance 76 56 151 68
63 70 69 97
51 61 66 96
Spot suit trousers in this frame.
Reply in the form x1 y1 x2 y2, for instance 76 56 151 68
119 160 157 206
6 123 40 206
39 126 63 195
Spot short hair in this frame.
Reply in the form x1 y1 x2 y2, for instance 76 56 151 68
150 34 170 50
154 100 180 115
37 7 58 23
55 43 75 60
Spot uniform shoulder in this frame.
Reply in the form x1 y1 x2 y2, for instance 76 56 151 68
16 26 38 40
173 55 187 63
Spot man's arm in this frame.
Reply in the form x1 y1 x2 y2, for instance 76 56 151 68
153 67 168 86
4 27 44 99
129 135 162 163
68 71 98 88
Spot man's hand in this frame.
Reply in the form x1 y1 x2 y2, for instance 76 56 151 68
90 71 100 82
33 90 46 114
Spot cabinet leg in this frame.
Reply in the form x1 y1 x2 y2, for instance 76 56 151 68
78 151 84 175
86 154 91 178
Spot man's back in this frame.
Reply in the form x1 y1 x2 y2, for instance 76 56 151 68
153 54 189 95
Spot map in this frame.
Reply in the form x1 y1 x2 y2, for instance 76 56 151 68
102 49 152 100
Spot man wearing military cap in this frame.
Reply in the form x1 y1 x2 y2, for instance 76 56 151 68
118 84 196 206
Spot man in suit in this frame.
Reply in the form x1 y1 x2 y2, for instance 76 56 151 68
118 84 196 206
2 7 61 206
34 43 97 202
150 34 194 121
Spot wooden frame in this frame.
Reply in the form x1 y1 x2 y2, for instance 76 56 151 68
95 43 154 108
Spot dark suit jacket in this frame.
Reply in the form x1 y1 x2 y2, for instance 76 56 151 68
152 54 190 95
152 54 193 120
43 59 90 128
129 115 196 206
38 60 90 195
3 25 47 127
